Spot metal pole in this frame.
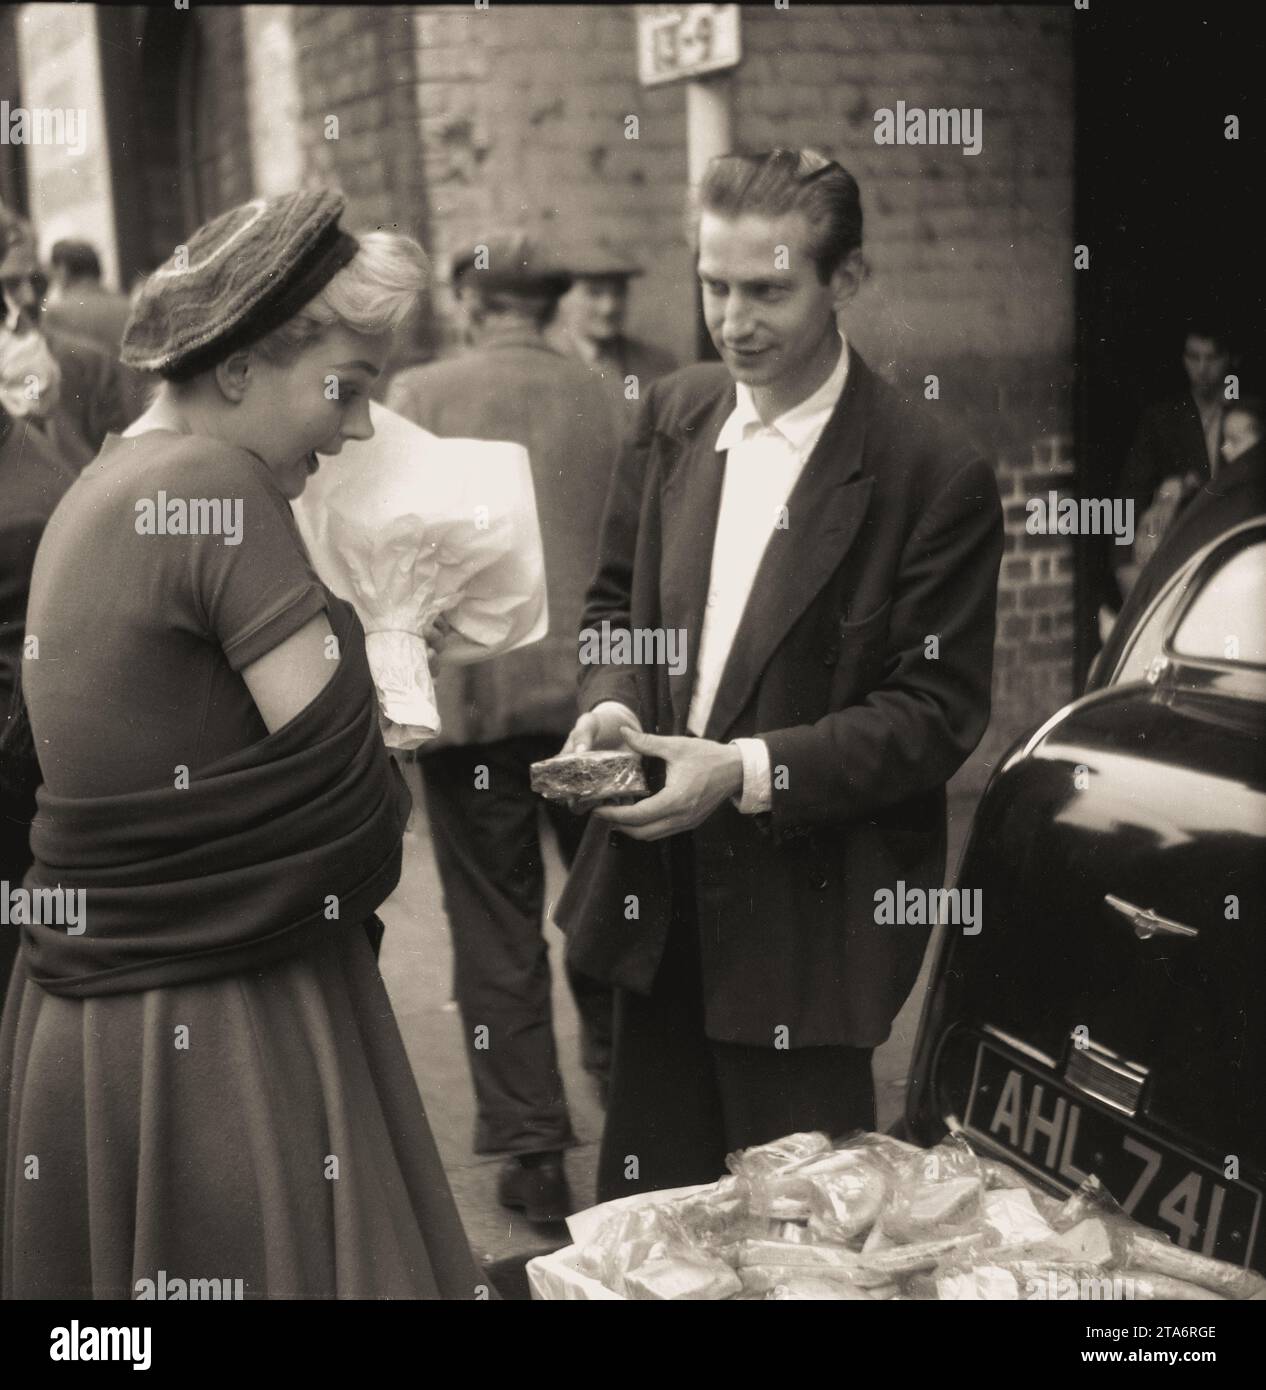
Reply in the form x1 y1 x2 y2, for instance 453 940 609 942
685 74 732 187
685 74 732 361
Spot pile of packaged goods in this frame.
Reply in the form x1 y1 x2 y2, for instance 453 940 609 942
567 1131 1266 1301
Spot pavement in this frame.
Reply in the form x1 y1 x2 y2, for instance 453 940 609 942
375 757 984 1291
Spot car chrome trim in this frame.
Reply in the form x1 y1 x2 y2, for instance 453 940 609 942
1017 698 1083 760
980 1023 1058 1070
1159 519 1266 697
1012 681 1134 766
1104 893 1199 940
1063 1036 1149 1116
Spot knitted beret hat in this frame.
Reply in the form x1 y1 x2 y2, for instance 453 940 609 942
121 189 359 380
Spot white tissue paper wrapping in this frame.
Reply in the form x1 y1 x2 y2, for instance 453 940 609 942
291 400 548 748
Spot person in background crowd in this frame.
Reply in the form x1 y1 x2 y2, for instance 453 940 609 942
0 209 135 456
1113 322 1237 598
387 233 622 1222
42 239 132 354
1097 394 1266 661
42 238 152 424
549 243 678 428
0 189 489 1299
0 315 93 470
1220 395 1264 468
0 399 79 997
556 149 1003 1202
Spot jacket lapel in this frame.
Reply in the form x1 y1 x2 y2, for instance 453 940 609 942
1178 393 1214 477
702 349 877 742
659 387 734 734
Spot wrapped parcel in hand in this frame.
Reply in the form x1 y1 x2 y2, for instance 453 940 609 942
530 751 649 814
292 401 547 747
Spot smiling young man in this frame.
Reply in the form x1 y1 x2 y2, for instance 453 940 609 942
555 149 1004 1199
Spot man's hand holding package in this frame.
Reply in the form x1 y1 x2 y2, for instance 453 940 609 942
595 728 743 840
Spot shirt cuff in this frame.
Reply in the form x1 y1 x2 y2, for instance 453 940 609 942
731 737 772 815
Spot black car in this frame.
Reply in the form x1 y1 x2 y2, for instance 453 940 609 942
906 516 1266 1273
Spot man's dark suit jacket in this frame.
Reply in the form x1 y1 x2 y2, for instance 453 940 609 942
1117 393 1215 519
555 349 1004 1049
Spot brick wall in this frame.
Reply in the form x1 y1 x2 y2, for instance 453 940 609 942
411 3 691 358
291 6 435 360
293 6 427 234
732 5 1074 371
996 432 1078 728
188 7 254 220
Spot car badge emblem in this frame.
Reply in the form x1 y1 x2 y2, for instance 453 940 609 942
1104 893 1199 940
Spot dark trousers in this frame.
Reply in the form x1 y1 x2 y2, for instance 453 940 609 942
596 836 876 1203
419 734 611 1155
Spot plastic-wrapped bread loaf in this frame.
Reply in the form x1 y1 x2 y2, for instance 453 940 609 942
529 750 649 814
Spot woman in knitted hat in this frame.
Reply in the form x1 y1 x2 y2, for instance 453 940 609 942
0 191 490 1299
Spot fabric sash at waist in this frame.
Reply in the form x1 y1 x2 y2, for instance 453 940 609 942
21 599 410 997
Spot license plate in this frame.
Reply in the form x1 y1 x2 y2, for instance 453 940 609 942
964 1040 1262 1270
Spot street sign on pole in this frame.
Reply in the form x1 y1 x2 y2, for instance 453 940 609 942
636 4 741 88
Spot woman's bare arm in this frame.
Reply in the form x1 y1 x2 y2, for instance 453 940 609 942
241 612 339 733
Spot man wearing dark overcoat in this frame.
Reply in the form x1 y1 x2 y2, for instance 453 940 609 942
386 233 621 1220
555 149 1004 1201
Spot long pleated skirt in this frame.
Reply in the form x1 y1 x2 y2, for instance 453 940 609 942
0 925 489 1299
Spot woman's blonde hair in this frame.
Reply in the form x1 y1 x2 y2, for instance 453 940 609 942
252 230 429 364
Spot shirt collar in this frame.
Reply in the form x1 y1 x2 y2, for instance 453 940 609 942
715 330 850 455
477 323 553 353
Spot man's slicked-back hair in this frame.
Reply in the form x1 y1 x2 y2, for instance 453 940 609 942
1181 319 1234 356
696 148 864 284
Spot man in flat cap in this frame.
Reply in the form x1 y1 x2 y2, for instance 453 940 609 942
548 244 678 430
387 233 622 1222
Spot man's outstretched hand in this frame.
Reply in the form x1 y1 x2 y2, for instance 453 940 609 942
596 728 743 841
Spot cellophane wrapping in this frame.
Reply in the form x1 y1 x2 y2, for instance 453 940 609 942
529 750 650 814
292 401 548 748
528 1128 1266 1300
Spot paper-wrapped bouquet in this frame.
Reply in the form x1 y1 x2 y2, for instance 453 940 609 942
292 400 548 748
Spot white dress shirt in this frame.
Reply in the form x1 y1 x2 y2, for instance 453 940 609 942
694 334 850 812
593 333 850 815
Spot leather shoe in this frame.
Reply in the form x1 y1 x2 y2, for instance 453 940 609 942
497 1152 573 1223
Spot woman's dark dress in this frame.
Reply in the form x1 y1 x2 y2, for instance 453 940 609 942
0 430 487 1299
